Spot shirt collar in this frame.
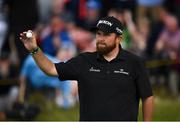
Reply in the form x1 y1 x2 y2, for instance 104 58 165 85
96 45 127 62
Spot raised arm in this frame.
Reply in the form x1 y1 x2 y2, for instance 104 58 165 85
20 30 58 76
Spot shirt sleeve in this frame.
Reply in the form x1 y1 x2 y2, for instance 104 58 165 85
135 59 153 99
55 55 83 81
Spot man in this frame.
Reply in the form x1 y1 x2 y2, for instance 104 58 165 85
20 16 153 121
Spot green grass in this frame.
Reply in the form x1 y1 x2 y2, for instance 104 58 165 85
28 89 180 121
36 102 79 121
28 92 79 121
138 87 180 121
153 97 180 121
138 96 180 121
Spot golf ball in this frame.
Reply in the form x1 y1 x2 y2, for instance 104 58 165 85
26 31 32 38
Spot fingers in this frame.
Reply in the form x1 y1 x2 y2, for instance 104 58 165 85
19 30 33 42
19 32 26 43
19 30 38 51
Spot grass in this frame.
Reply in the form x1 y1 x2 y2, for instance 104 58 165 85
138 87 180 121
28 92 79 121
36 102 79 121
153 97 180 121
138 96 180 121
27 88 180 121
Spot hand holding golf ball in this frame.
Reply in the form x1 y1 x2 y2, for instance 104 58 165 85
20 30 38 52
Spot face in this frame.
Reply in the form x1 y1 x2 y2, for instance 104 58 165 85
96 30 119 54
51 16 65 34
165 15 178 32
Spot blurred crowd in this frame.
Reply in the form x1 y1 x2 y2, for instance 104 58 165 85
0 0 180 120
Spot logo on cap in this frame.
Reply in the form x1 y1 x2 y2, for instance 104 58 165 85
116 27 123 34
97 20 113 27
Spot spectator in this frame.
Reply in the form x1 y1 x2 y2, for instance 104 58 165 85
137 0 165 23
155 14 180 97
37 0 53 23
81 0 102 30
19 52 77 109
145 8 168 57
40 13 74 56
124 10 150 57
0 51 17 79
65 0 88 27
144 8 169 88
70 27 95 52
0 51 19 120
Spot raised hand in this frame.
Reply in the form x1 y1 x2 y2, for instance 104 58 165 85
19 30 38 52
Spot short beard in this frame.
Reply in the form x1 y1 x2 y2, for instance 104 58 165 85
96 42 116 55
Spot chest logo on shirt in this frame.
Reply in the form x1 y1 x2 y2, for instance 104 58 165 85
89 67 101 72
114 68 129 75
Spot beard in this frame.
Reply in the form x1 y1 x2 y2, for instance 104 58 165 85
96 42 116 55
